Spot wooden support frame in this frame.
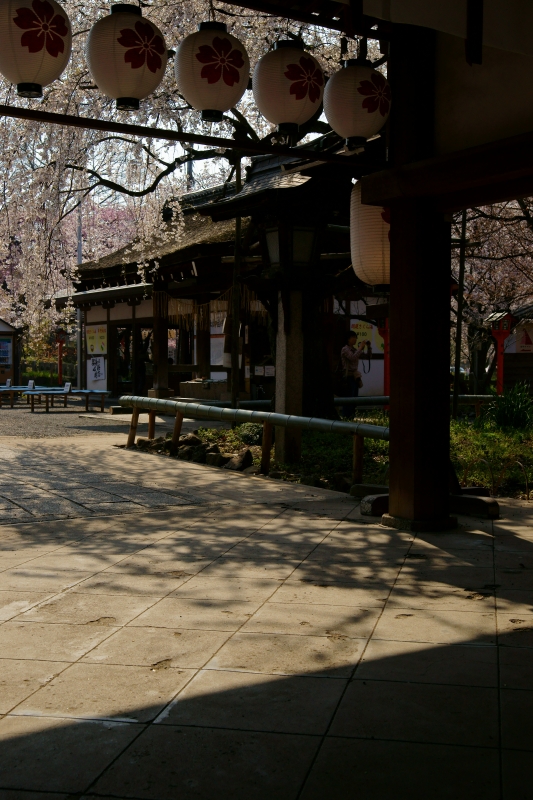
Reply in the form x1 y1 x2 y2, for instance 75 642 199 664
0 105 360 167
148 411 156 440
127 408 140 448
260 421 273 475
171 411 185 454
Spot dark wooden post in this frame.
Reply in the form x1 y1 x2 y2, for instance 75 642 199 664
384 200 455 530
171 410 184 453
148 410 156 440
379 24 456 531
275 290 304 463
151 288 170 398
196 317 211 380
127 407 140 447
260 421 273 474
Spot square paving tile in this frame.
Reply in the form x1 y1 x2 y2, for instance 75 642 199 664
388 581 496 611
19 593 160 626
207 632 361 677
0 568 93 593
158 668 346 734
500 688 533 750
103 555 212 577
14 662 194 723
496 590 533 615
299 738 500 800
14 498 93 517
290 561 400 585
0 715 140 794
355 639 498 686
499 646 533 689
169 576 281 602
81 626 231 668
0 590 52 621
92 724 320 800
72 572 190 596
0 621 118 661
270 579 390 606
496 613 533 647
239 601 380 639
200 557 301 580
501 749 532 800
330 679 499 747
372 607 496 645
128 597 262 631
0 659 68 714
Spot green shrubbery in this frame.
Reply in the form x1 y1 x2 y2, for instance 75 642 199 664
481 382 533 430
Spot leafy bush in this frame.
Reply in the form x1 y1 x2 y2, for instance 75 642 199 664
483 382 533 430
236 423 263 446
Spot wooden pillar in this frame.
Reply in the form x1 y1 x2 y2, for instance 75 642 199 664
383 200 456 531
151 289 169 398
196 312 211 379
275 290 303 463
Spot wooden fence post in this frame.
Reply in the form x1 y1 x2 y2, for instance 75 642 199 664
171 410 184 453
148 410 156 440
127 407 140 448
352 434 364 484
260 421 273 475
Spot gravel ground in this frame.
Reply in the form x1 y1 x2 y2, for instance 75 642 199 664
0 398 228 438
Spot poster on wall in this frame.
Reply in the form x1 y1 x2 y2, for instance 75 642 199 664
90 356 106 382
350 320 384 353
86 326 97 355
517 326 533 353
86 325 107 355
96 325 107 354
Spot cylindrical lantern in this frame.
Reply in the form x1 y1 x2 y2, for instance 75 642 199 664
0 0 72 97
86 4 167 110
324 60 391 147
252 40 324 133
175 21 249 122
350 182 390 285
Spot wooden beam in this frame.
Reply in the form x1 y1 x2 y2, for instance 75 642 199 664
361 128 533 210
0 104 358 166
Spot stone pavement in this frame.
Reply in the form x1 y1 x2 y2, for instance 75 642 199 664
0 434 531 799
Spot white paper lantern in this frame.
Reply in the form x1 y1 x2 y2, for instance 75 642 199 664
0 0 71 97
324 60 391 146
86 4 167 110
175 21 249 122
252 40 324 132
350 182 390 285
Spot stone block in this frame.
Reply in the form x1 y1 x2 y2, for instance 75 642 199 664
360 494 390 517
223 449 253 472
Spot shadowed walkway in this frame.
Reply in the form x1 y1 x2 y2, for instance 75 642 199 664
0 435 531 799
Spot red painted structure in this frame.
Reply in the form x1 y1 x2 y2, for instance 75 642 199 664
490 313 516 395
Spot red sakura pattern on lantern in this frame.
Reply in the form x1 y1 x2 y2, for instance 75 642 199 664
14 0 67 57
358 71 391 116
285 56 323 102
196 36 245 87
117 20 165 73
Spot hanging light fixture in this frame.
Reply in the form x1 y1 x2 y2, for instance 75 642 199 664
252 40 324 135
324 59 391 148
350 182 390 286
0 0 72 97
174 21 249 122
86 4 167 110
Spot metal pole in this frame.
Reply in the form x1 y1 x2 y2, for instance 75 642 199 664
452 209 468 419
231 159 242 410
76 204 83 390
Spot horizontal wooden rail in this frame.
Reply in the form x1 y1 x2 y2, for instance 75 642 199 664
119 394 389 479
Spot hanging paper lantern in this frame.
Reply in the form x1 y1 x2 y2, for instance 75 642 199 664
0 0 72 97
324 59 391 146
86 4 167 110
252 40 324 133
174 21 249 123
350 182 390 285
